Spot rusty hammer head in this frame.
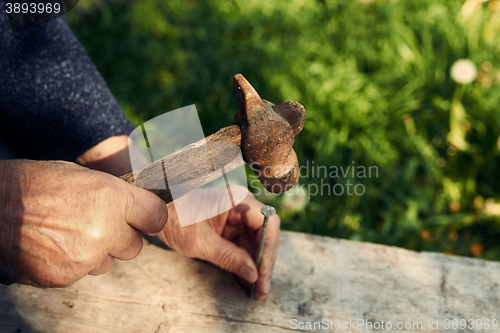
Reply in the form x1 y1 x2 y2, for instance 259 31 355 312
232 74 306 194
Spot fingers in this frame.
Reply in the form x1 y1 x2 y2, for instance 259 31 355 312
88 255 115 276
228 194 281 300
198 232 259 284
254 256 277 300
91 178 165 261
236 230 279 300
228 194 268 231
257 219 280 277
90 225 143 274
122 182 169 235
255 235 279 300
231 193 281 273
107 225 144 260
252 225 280 300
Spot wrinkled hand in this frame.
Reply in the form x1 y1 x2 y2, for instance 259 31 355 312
157 187 281 300
0 160 168 287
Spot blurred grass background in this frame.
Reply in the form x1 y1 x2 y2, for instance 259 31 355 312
68 0 500 259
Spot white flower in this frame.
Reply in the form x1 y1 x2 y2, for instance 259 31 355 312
483 199 500 216
451 59 477 84
282 185 307 212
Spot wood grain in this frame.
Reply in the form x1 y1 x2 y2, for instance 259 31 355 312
1 231 500 332
120 125 244 203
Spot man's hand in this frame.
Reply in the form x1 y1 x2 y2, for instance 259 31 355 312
78 136 282 300
157 187 281 300
0 160 168 287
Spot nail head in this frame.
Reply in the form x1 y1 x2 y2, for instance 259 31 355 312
261 205 276 217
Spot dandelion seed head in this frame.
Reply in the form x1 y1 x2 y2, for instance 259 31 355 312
451 59 477 84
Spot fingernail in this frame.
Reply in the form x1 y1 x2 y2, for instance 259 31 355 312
239 265 257 283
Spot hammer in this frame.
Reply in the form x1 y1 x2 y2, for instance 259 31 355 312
119 74 306 203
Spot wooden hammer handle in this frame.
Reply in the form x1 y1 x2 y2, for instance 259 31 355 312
119 125 244 204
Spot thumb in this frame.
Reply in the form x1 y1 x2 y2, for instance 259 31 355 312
199 233 258 284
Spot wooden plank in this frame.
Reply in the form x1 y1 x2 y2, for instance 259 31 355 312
1 231 499 332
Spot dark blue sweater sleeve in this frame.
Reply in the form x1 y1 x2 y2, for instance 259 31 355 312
0 10 134 161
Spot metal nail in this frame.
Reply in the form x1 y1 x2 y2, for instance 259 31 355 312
250 205 276 299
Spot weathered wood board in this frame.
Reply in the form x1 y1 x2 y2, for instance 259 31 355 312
1 231 499 332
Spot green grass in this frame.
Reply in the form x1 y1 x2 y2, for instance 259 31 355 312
68 0 500 259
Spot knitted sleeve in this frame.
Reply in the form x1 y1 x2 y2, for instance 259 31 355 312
0 10 134 161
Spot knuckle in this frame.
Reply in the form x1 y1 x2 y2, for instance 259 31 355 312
149 196 169 234
90 257 115 275
101 259 115 274
125 188 168 234
105 258 116 272
85 224 107 243
127 235 144 259
95 177 124 205
115 230 144 261
216 249 235 271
